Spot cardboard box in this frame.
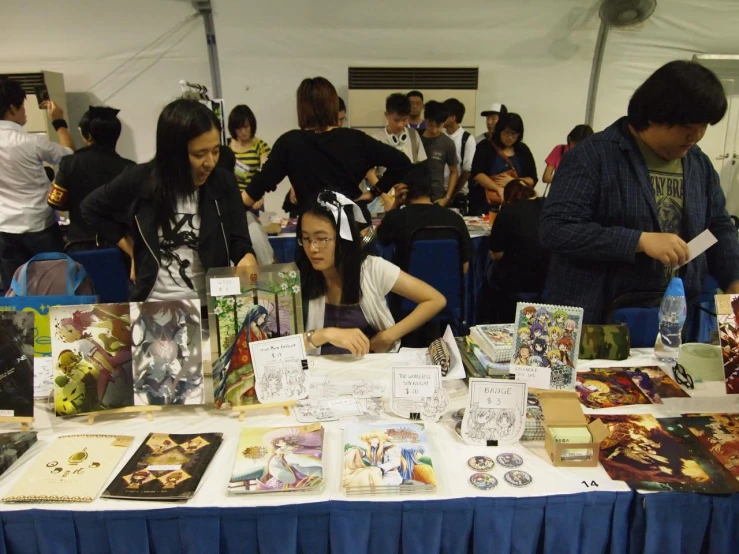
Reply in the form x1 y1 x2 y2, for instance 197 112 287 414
538 390 609 467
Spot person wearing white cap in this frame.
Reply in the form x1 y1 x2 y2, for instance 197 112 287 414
476 102 508 144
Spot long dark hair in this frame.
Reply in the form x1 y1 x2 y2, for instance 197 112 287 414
153 99 220 223
297 191 366 304
503 179 536 204
491 113 525 149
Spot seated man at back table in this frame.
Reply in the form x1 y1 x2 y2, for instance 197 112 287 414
377 161 472 274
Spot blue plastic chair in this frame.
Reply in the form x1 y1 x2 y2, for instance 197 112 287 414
68 248 129 303
606 292 662 348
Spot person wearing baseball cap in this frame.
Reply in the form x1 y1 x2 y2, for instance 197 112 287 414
476 102 508 144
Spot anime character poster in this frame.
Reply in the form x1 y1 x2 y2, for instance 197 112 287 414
103 432 223 501
0 312 35 417
715 294 739 393
342 423 436 495
576 368 650 409
510 303 584 390
684 414 739 483
228 425 324 494
51 304 133 416
626 366 689 403
130 300 203 406
207 264 304 408
595 414 734 493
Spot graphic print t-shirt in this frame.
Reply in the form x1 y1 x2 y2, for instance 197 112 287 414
150 195 205 301
634 134 684 284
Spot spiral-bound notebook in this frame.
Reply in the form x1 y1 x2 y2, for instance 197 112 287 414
510 303 584 390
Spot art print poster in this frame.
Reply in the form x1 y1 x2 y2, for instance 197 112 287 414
51 304 133 416
715 294 739 393
461 379 527 446
207 264 304 408
576 368 650 409
626 366 689 403
249 335 308 403
0 312 34 417
3 434 133 503
511 303 583 390
228 425 324 494
130 300 203 406
684 414 739 482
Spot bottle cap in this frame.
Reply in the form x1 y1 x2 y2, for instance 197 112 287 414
665 276 685 297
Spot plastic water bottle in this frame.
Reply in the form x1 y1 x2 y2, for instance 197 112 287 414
653 277 687 365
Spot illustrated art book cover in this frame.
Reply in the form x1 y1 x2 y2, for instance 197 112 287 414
576 368 651 409
594 414 733 493
130 300 203 406
3 434 134 503
683 413 739 483
103 433 223 501
469 324 514 362
0 432 38 479
228 424 324 494
50 304 134 416
207 264 304 408
0 312 35 417
342 423 436 495
511 303 584 390
715 294 739 393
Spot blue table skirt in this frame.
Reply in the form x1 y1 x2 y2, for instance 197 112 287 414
2 492 737 554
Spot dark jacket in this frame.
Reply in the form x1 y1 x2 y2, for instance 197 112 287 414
80 162 254 301
540 117 739 323
471 139 538 186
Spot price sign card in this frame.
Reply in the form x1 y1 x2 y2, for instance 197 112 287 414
249 335 308 403
391 366 449 422
208 277 241 297
461 378 528 446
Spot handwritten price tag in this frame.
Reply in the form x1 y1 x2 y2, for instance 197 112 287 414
392 367 437 398
468 379 527 413
209 277 241 297
514 366 551 390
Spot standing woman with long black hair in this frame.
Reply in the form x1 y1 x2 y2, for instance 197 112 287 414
81 99 256 302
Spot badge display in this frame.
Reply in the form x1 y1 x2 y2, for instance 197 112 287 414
469 472 498 490
496 453 524 468
467 456 495 472
504 469 532 487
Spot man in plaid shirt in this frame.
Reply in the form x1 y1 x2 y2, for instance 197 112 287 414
541 61 739 323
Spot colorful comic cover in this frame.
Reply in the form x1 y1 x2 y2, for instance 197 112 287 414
0 312 34 417
228 425 324 494
626 366 689 403
576 368 650 409
130 300 203 406
51 304 134 416
715 294 739 393
342 423 436 495
207 264 304 408
469 324 514 362
511 303 584 390
103 433 222 501
594 414 734 493
683 414 739 482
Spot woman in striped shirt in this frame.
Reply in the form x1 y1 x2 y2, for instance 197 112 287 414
227 104 271 205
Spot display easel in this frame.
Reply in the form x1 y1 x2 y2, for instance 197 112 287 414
232 401 296 422
0 416 34 432
86 405 163 425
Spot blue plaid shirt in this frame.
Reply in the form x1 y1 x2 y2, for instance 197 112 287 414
541 117 739 323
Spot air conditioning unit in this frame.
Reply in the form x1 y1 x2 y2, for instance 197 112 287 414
347 67 479 134
0 71 68 143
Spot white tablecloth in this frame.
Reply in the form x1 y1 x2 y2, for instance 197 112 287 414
1 349 736 512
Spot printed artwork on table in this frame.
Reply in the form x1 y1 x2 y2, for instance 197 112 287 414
228 425 324 494
391 367 449 422
715 294 739 394
342 423 436 492
249 335 308 403
461 379 527 446
0 432 37 478
511 303 584 390
130 300 203 406
0 312 35 418
51 304 133 416
683 414 739 483
576 368 650 409
595 414 735 493
207 264 304 408
627 366 689 403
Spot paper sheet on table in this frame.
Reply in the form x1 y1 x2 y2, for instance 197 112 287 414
678 229 717 267
397 326 465 380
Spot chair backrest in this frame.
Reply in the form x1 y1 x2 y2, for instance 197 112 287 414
606 291 663 348
68 248 129 303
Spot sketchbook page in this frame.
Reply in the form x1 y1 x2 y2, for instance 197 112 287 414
461 378 527 446
207 263 304 409
0 312 34 417
249 335 308 403
308 379 385 399
390 366 449 422
510 303 584 390
50 303 135 415
130 300 204 406
293 397 364 422
4 434 134 503
33 357 53 400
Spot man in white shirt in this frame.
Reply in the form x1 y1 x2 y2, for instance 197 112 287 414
476 102 508 144
443 98 476 212
0 79 75 288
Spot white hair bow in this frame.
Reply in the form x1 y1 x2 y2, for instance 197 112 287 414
317 191 367 241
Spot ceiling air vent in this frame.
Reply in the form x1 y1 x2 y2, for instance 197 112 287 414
349 67 478 90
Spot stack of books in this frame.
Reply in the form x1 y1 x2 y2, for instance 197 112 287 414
342 423 436 496
469 324 515 363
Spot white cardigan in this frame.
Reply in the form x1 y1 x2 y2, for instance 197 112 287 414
305 256 401 354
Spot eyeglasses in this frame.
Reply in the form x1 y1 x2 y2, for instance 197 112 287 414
297 236 334 250
673 363 695 390
501 130 521 139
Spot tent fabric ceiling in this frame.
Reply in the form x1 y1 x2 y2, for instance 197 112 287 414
2 0 739 212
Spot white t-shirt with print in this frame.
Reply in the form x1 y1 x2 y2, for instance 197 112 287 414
149 195 205 302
